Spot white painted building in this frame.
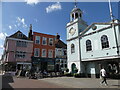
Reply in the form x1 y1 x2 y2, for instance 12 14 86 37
66 6 120 78
55 34 67 72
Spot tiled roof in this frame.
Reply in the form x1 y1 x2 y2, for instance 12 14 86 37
55 39 67 49
9 30 29 40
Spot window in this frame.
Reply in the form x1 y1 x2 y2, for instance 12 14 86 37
101 35 109 49
64 50 67 55
49 38 53 46
16 41 27 47
86 40 92 51
22 41 27 47
48 50 53 58
71 44 75 53
58 49 62 55
42 49 46 57
35 36 40 44
16 41 21 47
17 33 23 38
34 48 40 57
42 37 47 45
15 51 26 58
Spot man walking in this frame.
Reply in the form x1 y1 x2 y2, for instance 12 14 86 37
100 67 108 86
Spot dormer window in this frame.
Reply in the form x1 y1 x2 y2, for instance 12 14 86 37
17 33 23 38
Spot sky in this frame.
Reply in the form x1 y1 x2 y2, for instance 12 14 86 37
0 1 119 59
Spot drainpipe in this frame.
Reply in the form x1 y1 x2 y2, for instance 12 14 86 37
79 36 82 74
112 20 119 56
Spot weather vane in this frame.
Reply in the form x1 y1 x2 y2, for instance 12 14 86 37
74 0 78 8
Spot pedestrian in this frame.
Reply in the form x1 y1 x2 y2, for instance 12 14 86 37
100 66 108 86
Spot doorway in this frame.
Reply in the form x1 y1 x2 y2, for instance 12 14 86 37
71 63 76 74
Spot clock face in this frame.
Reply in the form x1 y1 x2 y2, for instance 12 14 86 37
69 27 76 36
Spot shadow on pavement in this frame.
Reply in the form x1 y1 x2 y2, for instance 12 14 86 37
2 75 14 89
111 85 120 87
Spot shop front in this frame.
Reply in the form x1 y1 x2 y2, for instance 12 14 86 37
32 57 55 72
83 58 120 78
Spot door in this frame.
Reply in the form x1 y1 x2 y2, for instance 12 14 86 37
71 63 76 74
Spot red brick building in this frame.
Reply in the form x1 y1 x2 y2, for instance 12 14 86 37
32 32 56 72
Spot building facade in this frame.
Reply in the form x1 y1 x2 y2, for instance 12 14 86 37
3 30 33 72
32 32 56 72
55 34 67 72
66 6 120 78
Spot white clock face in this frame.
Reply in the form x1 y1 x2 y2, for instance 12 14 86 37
69 27 76 36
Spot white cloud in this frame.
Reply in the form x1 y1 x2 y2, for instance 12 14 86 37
16 17 28 28
0 45 4 49
0 32 7 40
9 25 12 30
14 24 17 27
25 0 39 5
46 2 62 13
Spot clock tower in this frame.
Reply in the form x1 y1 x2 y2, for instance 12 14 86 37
66 6 88 40
66 5 87 74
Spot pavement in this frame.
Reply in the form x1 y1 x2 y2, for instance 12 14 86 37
2 75 120 89
40 77 120 88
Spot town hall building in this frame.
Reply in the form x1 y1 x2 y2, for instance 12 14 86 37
66 5 120 78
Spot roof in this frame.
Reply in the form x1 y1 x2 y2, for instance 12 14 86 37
55 40 67 49
9 30 29 40
80 19 120 36
71 7 82 13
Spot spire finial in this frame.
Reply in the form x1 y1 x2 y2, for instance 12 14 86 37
74 0 77 8
108 0 114 21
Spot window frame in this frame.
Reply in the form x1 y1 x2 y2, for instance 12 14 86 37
42 49 46 57
48 49 53 58
42 37 47 45
35 36 40 44
101 35 109 49
34 48 40 57
49 38 53 46
71 44 75 54
86 39 92 52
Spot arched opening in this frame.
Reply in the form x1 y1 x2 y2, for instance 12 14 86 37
71 44 75 53
80 13 82 18
86 39 92 51
71 63 77 74
75 13 78 19
101 35 109 49
72 14 74 21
